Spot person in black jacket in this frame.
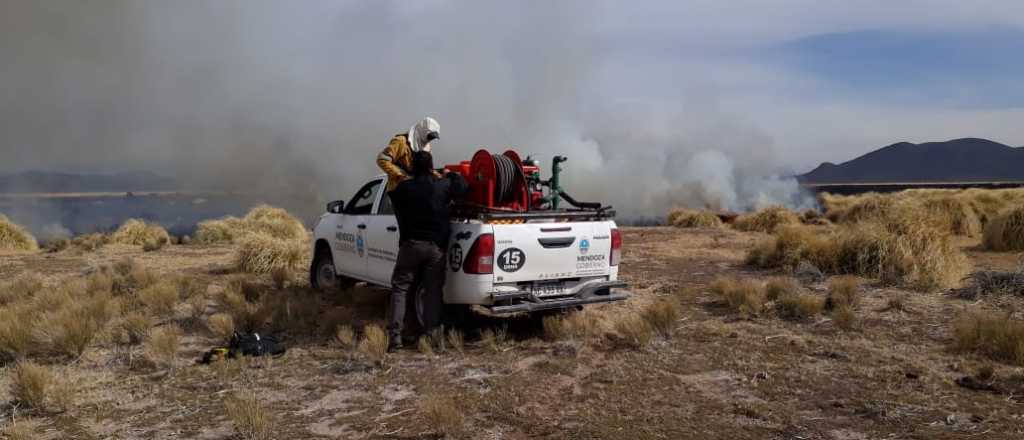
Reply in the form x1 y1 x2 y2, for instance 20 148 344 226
386 150 467 350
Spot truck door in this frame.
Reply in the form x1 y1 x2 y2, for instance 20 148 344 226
333 178 383 280
365 180 400 285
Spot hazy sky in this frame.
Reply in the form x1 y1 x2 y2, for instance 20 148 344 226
2 1 1024 213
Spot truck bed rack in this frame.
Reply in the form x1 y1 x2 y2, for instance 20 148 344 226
452 203 616 222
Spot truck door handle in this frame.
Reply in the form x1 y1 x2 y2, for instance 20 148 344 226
357 224 366 230
386 226 397 232
538 237 576 248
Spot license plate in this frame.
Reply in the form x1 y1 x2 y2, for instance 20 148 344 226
529 282 567 296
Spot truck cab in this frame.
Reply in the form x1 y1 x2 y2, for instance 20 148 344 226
310 175 630 317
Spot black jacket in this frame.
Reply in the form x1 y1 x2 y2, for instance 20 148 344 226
389 172 468 248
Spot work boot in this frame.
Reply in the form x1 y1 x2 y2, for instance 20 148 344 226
387 336 403 353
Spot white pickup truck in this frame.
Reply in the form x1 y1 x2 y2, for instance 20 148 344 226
309 175 630 321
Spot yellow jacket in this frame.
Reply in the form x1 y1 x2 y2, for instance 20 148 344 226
377 134 414 192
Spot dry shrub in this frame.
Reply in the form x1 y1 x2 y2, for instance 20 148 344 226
1 273 43 305
225 392 274 440
264 290 321 336
235 233 306 274
826 276 860 310
137 281 179 319
185 292 207 322
36 289 117 357
922 197 981 237
800 209 826 225
733 206 800 233
1 419 41 440
216 280 268 332
121 311 152 345
542 315 569 341
827 194 895 224
613 314 654 348
208 313 236 341
142 238 167 252
0 304 35 358
0 214 38 251
146 324 182 368
270 267 289 289
480 327 508 353
749 220 968 291
983 206 1024 251
667 208 722 228
765 277 800 301
334 325 355 350
86 270 114 295
420 396 464 437
108 258 158 294
43 238 69 253
711 276 766 317
111 219 170 247
196 205 307 244
71 233 108 252
640 299 680 339
543 311 602 341
832 306 858 331
775 293 824 320
358 324 389 365
418 336 434 355
9 361 52 409
953 311 1024 365
446 328 465 354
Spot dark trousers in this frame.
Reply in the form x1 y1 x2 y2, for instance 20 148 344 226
387 240 445 340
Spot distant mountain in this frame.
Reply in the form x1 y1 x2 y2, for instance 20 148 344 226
0 171 177 193
798 138 1024 184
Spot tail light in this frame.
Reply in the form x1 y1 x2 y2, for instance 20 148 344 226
463 233 494 274
610 228 622 266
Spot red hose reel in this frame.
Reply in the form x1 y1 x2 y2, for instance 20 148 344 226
444 149 540 211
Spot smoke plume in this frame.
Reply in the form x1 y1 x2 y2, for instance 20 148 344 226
4 1 1024 222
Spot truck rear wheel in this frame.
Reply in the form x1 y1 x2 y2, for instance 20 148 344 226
310 247 338 291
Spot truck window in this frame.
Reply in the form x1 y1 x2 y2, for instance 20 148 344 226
345 180 382 215
376 190 394 215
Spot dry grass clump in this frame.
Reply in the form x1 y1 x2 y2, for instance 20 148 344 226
480 327 508 353
921 197 981 237
953 311 1024 365
216 281 266 332
1 419 41 440
640 299 680 339
825 193 896 224
121 311 153 345
358 324 389 366
831 306 858 331
111 218 170 247
775 292 824 320
765 277 800 301
542 310 603 341
748 219 968 291
826 276 860 310
36 287 117 358
420 396 465 437
334 325 355 350
225 392 274 440
208 313 236 342
137 281 179 319
146 324 182 368
0 214 38 251
446 328 465 354
195 205 308 244
613 314 654 348
0 274 43 305
71 233 108 251
9 361 52 409
667 208 723 228
982 206 1024 251
0 304 35 358
711 276 766 317
733 206 800 233
234 233 306 274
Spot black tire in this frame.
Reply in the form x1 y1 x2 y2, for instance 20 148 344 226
310 247 338 291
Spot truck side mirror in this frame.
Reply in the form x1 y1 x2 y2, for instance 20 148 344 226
327 200 345 214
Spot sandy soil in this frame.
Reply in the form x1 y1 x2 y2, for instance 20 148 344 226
1 227 1023 439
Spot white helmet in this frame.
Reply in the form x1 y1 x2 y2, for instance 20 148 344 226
408 117 440 152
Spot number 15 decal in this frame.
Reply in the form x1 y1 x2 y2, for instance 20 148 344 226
497 248 526 272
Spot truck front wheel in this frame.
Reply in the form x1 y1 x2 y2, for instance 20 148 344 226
307 247 356 292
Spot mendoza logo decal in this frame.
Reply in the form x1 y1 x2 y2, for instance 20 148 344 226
497 248 525 272
579 238 590 254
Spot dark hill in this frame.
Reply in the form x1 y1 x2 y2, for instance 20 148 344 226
798 138 1024 183
0 171 177 193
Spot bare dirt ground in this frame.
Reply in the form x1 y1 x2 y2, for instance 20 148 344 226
2 227 1023 439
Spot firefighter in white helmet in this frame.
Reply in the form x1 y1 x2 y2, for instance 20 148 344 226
377 117 440 193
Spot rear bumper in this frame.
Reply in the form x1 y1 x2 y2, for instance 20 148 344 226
487 280 631 315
